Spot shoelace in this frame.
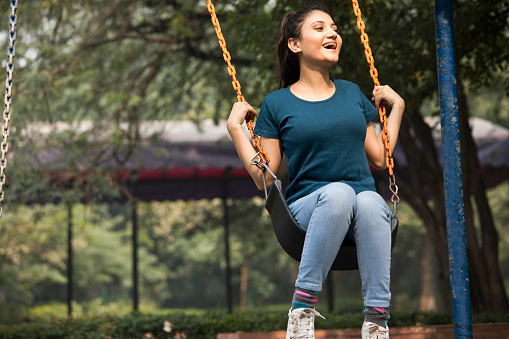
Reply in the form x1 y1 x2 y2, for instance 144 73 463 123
365 322 389 339
288 309 325 339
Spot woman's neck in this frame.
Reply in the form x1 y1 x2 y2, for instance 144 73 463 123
290 66 335 101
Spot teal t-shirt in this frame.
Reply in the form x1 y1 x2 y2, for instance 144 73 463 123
254 79 379 205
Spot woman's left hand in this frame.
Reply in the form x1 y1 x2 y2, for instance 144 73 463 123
372 85 405 109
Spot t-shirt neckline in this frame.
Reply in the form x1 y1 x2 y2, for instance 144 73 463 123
287 79 338 103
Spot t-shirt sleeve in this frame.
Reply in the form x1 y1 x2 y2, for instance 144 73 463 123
253 97 280 139
359 87 379 123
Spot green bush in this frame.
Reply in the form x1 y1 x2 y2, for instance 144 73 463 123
0 310 507 339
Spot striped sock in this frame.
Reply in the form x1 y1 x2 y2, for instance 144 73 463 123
292 287 318 309
364 306 390 327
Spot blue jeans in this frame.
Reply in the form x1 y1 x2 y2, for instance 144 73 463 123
288 182 392 308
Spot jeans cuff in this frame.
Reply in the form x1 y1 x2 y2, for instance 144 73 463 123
295 282 322 292
364 301 391 308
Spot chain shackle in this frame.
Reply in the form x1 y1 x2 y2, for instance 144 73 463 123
206 0 269 164
0 0 18 217
351 0 398 202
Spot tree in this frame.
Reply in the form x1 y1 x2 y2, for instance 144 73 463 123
0 203 169 322
134 198 296 309
9 0 245 204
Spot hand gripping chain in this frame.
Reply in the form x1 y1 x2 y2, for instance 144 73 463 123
351 0 399 204
0 0 18 217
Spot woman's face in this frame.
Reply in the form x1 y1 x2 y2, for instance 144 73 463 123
289 10 342 68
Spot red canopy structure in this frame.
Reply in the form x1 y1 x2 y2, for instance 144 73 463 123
23 117 508 203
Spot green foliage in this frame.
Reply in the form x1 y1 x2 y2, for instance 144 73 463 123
0 309 507 339
0 203 168 323
490 182 509 261
0 0 508 323
0 198 298 323
488 182 509 294
1 189 507 323
5 0 506 205
135 198 297 309
467 74 509 129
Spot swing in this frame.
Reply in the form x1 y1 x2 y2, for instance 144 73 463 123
207 0 399 270
0 0 18 218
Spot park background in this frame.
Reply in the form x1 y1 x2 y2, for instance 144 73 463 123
0 0 508 336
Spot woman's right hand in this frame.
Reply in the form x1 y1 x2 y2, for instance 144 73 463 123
227 102 258 132
226 101 283 191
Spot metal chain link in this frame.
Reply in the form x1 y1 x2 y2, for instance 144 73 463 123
0 0 18 217
351 0 399 204
206 0 269 165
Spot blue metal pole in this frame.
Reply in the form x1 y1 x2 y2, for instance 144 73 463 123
434 1 473 338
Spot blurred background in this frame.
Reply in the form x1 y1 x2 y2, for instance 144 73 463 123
0 0 507 325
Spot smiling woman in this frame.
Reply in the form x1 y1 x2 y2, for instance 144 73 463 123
218 2 405 339
286 11 342 97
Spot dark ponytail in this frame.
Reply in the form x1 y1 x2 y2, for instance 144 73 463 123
277 3 331 88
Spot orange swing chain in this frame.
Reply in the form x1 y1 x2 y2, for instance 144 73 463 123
206 0 269 165
207 0 398 202
351 0 399 202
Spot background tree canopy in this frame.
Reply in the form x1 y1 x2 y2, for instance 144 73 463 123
0 0 508 321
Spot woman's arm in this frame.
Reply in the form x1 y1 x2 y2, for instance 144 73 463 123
227 101 283 190
364 85 405 170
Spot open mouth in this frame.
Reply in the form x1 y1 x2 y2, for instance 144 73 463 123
323 42 337 50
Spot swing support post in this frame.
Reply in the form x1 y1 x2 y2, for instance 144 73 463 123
434 1 473 338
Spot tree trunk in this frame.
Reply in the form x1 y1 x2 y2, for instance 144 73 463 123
419 236 437 311
394 92 508 313
457 81 508 313
240 262 248 310
395 113 452 309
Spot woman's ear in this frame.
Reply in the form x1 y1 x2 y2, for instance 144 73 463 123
288 38 301 54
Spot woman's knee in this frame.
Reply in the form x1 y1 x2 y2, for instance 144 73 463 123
356 191 390 214
355 191 392 230
318 182 356 211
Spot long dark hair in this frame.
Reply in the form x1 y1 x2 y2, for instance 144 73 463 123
277 3 331 88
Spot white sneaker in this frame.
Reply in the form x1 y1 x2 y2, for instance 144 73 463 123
286 308 324 339
361 321 389 339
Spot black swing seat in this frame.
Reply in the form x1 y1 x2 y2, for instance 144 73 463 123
265 178 398 271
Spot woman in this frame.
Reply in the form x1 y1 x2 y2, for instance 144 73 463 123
227 3 404 339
